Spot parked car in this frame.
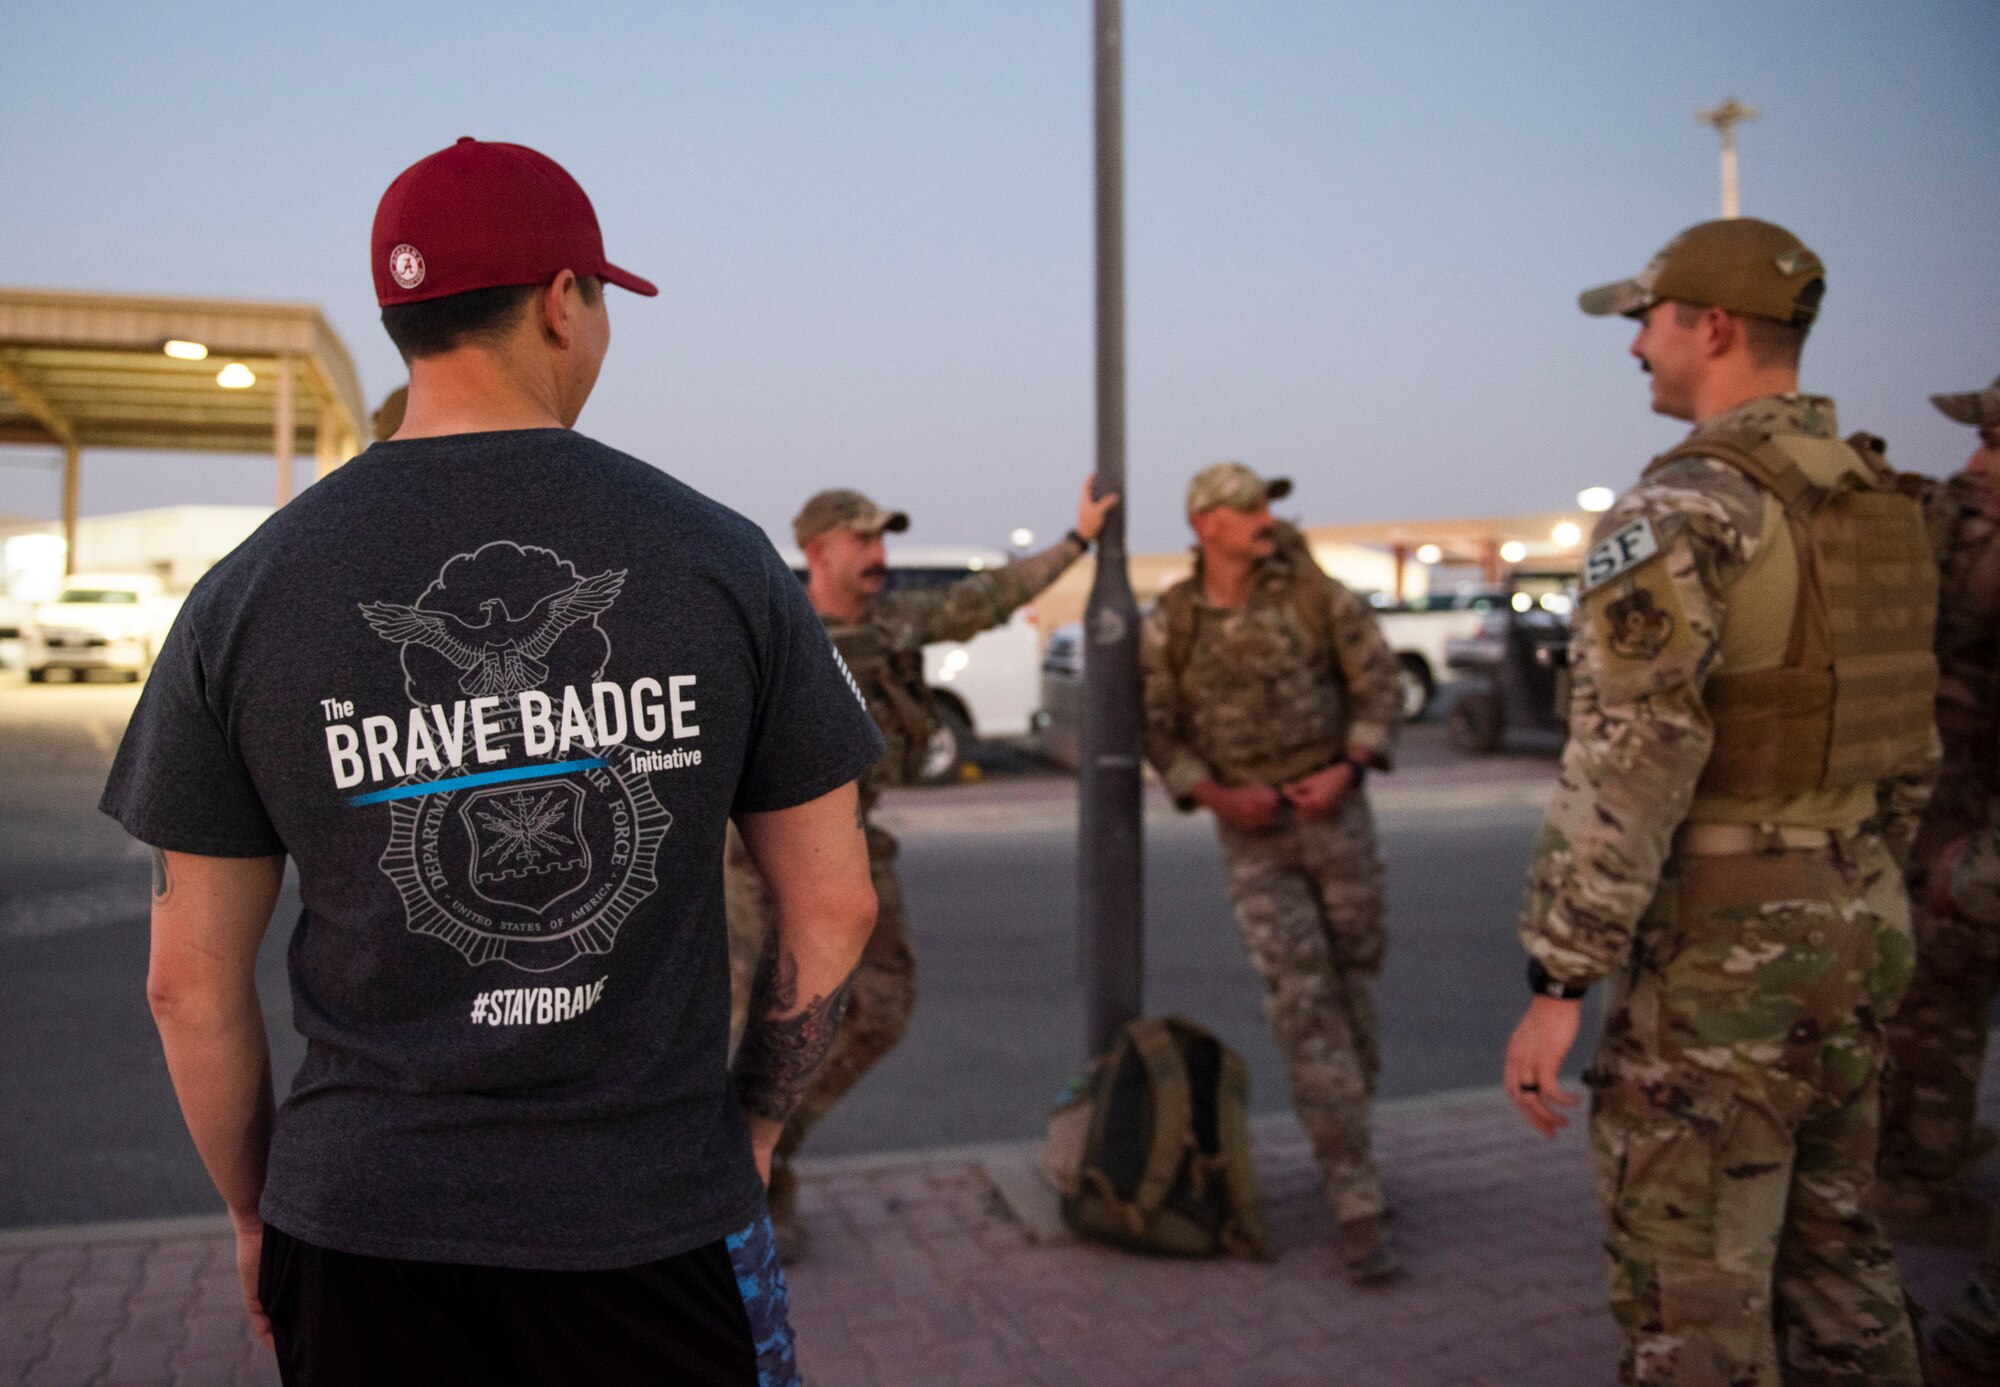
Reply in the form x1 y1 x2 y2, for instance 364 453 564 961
0 595 30 671
786 545 1042 782
1443 579 1575 753
23 573 182 683
1370 587 1507 720
1032 621 1086 769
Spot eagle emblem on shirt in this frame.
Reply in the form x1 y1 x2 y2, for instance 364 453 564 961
360 567 627 698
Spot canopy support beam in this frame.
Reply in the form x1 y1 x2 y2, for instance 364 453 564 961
273 355 295 508
0 354 83 573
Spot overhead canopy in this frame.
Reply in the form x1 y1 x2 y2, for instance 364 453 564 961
0 286 366 456
0 286 372 569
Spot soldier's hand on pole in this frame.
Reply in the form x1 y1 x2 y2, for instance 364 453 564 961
1281 763 1355 823
1504 997 1582 1138
1192 778 1281 832
1076 476 1121 542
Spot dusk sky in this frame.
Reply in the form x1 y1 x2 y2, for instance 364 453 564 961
3 1 1995 554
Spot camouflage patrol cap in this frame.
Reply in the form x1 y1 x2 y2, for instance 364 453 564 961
1931 375 2000 429
1185 461 1292 518
793 488 911 547
1579 218 1826 327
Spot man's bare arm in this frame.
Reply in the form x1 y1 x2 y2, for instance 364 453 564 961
731 782 877 1177
145 849 284 1345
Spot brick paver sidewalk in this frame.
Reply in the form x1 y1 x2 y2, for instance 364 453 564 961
5 1085 1994 1386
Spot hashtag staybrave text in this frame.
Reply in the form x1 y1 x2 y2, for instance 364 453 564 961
469 977 607 1027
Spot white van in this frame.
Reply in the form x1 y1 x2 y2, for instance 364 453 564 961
784 545 1041 779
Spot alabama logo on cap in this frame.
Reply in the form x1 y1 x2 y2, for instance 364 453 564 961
389 244 426 290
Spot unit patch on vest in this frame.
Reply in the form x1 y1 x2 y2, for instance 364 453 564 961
1583 522 1707 706
1581 518 1659 593
1602 586 1675 661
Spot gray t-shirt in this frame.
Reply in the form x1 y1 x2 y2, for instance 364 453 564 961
101 429 883 1270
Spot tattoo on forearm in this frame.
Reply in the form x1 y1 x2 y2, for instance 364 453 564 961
151 849 172 902
733 951 854 1125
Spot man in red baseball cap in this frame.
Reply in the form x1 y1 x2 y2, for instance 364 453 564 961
106 138 884 1386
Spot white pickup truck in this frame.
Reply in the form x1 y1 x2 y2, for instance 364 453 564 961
1370 588 1506 719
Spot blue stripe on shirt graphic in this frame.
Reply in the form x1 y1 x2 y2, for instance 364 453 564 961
345 756 608 807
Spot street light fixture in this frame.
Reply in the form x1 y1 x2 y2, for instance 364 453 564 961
216 363 256 389
162 339 209 361
1577 487 1615 513
1551 521 1581 548
1697 98 1758 218
1010 527 1035 549
1500 541 1528 564
1415 544 1443 565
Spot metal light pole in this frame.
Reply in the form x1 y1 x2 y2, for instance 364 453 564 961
1697 98 1757 219
1078 0 1144 1059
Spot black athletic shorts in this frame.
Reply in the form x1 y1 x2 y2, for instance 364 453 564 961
258 1215 799 1387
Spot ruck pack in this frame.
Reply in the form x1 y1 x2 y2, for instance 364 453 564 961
1042 1016 1269 1259
1645 428 1939 797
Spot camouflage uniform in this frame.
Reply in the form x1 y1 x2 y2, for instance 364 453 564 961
1520 395 1930 1386
1141 538 1403 1224
728 533 1087 1202
1878 473 2000 1191
1932 800 2000 1375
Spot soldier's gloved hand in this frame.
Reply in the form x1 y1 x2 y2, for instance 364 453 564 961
1281 764 1355 823
1193 779 1281 832
1075 476 1121 542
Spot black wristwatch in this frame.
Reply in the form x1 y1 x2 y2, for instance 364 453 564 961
1065 528 1091 551
1527 959 1589 1001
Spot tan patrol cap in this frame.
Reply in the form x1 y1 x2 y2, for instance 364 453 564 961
1185 461 1292 518
1579 218 1826 326
792 488 911 547
1931 375 2000 429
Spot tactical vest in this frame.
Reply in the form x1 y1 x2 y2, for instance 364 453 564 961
827 619 936 786
1157 526 1350 785
1645 429 1938 798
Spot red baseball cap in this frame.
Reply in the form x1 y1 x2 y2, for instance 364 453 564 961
371 137 658 307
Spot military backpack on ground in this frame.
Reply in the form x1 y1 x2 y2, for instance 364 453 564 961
1041 1016 1269 1259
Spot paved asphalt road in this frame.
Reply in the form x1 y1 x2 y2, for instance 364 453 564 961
0 674 1578 1229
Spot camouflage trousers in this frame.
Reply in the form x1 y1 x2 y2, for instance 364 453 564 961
726 822 915 1200
1878 764 2000 1190
1215 791 1386 1223
1877 901 2000 1189
1588 834 1920 1386
1934 1214 2000 1374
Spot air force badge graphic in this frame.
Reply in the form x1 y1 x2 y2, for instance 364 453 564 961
461 782 590 915
363 542 671 973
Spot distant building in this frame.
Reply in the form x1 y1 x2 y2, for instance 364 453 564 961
2 505 272 599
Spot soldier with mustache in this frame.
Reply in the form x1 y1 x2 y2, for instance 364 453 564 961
727 478 1118 1258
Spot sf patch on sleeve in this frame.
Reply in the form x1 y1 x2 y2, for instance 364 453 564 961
1581 518 1659 594
1579 517 1706 705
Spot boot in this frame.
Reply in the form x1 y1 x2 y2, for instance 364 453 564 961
1338 1214 1401 1286
1871 1179 1992 1249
